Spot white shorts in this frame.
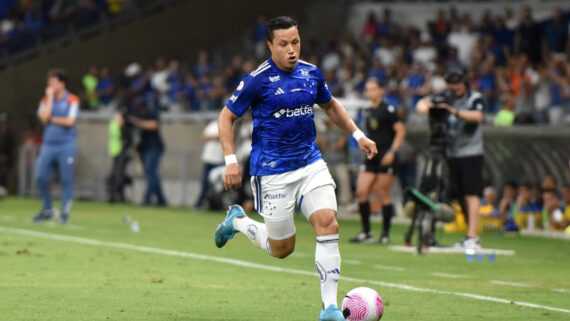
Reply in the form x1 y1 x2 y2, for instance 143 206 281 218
251 159 337 240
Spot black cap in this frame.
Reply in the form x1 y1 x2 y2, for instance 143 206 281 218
444 69 466 84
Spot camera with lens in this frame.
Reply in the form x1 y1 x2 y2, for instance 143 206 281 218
428 88 456 148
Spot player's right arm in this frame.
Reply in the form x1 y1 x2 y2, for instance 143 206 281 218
218 74 259 191
37 87 54 124
218 107 241 190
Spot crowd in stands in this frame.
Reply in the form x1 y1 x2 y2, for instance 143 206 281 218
0 0 135 57
80 7 570 125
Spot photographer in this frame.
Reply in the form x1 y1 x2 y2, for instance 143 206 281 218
416 69 484 251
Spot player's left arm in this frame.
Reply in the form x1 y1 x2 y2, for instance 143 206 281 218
319 98 377 159
381 120 406 166
49 96 79 128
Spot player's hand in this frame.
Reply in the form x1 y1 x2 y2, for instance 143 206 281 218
381 151 395 166
358 137 378 160
224 163 242 191
45 86 55 99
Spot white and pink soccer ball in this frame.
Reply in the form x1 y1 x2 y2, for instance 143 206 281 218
341 287 383 321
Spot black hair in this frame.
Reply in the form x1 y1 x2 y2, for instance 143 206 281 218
47 68 68 84
266 16 298 43
444 68 467 84
366 77 384 88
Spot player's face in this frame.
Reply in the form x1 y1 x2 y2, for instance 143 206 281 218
448 82 466 97
365 81 383 103
268 27 300 72
47 77 65 94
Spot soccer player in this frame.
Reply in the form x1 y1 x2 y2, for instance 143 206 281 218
350 78 406 244
33 69 79 223
214 16 377 321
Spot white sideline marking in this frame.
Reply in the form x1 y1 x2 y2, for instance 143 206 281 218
343 259 361 265
430 272 466 279
1 226 569 315
490 280 533 288
373 264 407 272
552 289 570 294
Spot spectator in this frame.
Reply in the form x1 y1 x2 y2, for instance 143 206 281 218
129 103 167 206
514 6 542 64
96 65 116 110
194 120 223 209
479 186 500 217
253 15 266 59
498 182 517 221
447 18 478 67
543 8 569 57
534 63 552 123
194 50 213 79
82 65 99 110
151 56 171 109
361 11 378 42
494 93 516 127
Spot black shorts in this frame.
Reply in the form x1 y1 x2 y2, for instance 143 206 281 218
361 153 399 175
448 155 483 197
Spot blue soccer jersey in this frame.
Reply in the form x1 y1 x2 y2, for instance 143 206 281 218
226 58 332 176
37 91 79 145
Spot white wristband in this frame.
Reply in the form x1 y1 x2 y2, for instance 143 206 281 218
352 129 365 141
224 154 238 166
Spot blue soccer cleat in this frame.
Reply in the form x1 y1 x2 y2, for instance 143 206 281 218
214 205 245 248
319 304 346 321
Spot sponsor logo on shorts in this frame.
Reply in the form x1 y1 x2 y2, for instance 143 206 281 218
264 192 287 200
262 161 277 168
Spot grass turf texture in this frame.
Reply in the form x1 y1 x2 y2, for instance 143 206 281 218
0 197 568 320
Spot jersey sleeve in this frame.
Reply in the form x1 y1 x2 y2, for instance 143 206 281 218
226 74 259 117
314 68 332 105
68 95 80 119
470 97 484 112
37 98 46 115
386 104 399 126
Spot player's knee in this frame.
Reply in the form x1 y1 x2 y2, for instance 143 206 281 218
356 188 368 203
314 212 339 235
271 242 295 259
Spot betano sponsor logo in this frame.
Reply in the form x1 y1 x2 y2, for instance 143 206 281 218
273 105 314 118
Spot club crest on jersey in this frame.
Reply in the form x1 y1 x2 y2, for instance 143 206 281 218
269 75 280 82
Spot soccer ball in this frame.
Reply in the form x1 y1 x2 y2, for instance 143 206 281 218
341 287 383 321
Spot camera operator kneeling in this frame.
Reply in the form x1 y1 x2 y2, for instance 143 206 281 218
416 69 484 252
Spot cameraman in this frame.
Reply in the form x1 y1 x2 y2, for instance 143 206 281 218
416 69 484 251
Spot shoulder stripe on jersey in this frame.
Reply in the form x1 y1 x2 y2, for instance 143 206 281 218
468 91 482 106
251 65 271 77
251 61 269 73
298 60 316 68
68 94 80 104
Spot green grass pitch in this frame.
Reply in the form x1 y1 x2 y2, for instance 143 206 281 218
0 197 569 320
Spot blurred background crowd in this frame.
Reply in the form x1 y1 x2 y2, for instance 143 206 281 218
71 6 570 126
1 1 569 234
